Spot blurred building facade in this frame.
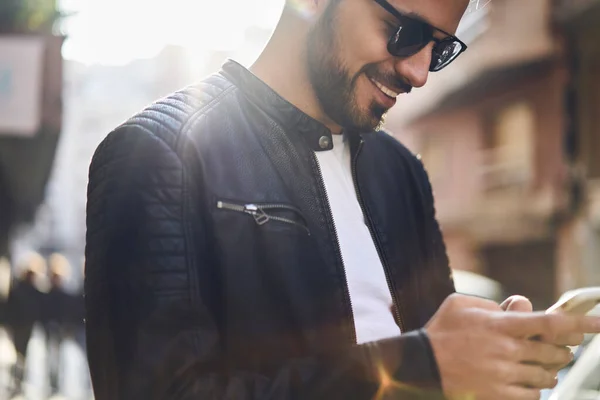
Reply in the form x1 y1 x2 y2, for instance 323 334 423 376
554 0 600 297
388 0 600 308
0 34 64 261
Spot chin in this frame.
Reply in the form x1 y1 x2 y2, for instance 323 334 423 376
362 110 386 132
347 111 384 133
340 96 387 133
347 119 382 133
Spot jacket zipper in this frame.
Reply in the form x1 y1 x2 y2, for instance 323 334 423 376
351 138 406 333
217 200 310 235
312 153 358 344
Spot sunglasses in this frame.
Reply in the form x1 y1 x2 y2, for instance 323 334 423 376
373 0 468 72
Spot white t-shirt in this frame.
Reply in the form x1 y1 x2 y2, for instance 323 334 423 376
314 133 401 344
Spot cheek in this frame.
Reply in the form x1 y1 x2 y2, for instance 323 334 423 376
335 16 391 73
353 75 376 106
350 33 390 71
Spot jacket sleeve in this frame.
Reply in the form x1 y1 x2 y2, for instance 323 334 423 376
413 157 455 323
85 124 447 400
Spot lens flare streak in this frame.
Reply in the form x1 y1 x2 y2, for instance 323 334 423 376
372 361 476 400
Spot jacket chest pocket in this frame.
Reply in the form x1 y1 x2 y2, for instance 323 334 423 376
216 200 310 236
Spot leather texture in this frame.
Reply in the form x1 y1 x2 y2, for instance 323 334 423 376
85 60 455 400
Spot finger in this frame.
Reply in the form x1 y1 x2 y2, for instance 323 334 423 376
498 313 600 338
510 364 558 389
501 295 534 312
517 340 573 366
540 365 567 376
541 333 584 347
503 386 542 400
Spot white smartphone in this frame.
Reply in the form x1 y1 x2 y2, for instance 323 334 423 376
546 287 600 315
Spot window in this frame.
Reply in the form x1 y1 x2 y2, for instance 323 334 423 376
420 134 449 185
481 101 536 191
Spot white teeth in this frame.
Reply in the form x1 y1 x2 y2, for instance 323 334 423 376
371 79 400 98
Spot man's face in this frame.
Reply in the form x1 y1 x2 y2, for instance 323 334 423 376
306 0 469 133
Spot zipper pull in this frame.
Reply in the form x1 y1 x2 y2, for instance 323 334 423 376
244 204 270 225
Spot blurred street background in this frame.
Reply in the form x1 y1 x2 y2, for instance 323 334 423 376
0 0 599 399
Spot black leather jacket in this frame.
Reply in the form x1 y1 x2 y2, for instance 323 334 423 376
85 60 455 400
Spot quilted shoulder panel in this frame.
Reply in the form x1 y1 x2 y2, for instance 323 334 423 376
124 74 236 151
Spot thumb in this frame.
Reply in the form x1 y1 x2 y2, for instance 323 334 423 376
501 295 533 312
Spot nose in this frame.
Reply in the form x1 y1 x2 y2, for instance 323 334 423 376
393 42 434 89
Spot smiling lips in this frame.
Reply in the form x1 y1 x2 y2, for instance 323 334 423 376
370 78 401 99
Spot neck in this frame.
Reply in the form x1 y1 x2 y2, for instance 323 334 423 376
249 7 342 134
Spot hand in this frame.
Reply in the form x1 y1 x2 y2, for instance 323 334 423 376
425 294 600 400
500 294 582 376
498 295 583 347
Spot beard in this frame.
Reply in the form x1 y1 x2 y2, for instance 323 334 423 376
305 2 388 133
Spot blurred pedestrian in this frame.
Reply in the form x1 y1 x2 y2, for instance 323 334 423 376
6 252 45 397
72 257 86 353
0 257 11 327
43 252 72 396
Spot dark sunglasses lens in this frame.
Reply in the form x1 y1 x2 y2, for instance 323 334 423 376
430 40 463 71
387 19 431 57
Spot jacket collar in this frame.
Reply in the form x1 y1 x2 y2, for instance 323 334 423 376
220 60 334 152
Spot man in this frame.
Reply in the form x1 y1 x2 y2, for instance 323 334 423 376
6 253 45 397
43 253 73 395
84 0 600 399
